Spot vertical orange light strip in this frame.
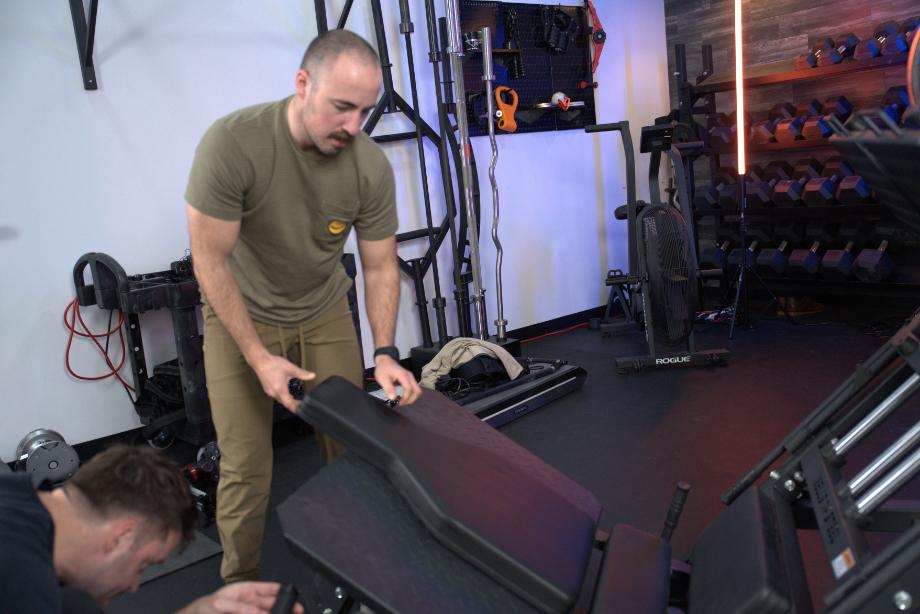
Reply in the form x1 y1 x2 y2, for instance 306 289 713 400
734 0 746 174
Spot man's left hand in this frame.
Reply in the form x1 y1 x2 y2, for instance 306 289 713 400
374 356 422 405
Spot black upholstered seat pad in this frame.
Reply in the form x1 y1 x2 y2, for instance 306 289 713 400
278 452 539 613
296 376 603 613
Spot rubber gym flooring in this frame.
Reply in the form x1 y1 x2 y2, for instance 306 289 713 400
109 301 920 614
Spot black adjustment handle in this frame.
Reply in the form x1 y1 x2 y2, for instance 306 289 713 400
269 584 299 614
660 481 691 542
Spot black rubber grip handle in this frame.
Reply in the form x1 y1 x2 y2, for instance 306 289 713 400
270 584 299 614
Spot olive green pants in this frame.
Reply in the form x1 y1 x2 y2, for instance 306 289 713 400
202 296 363 583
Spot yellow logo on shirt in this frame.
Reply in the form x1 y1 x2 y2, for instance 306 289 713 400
327 220 348 235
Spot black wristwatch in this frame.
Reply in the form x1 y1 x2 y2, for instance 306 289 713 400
373 346 400 362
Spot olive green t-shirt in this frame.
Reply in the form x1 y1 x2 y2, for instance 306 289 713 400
186 97 398 326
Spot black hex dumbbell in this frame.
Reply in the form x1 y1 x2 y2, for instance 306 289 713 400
728 241 759 267
753 102 797 143
837 174 874 204
769 102 797 120
746 219 774 244
854 22 901 60
746 161 793 208
751 118 779 144
696 216 718 242
787 241 824 277
777 99 825 142
720 166 756 209
821 242 856 280
700 240 731 270
774 158 823 207
774 219 808 245
838 218 870 247
708 113 736 146
881 18 920 55
756 240 791 276
694 167 737 210
852 241 895 281
818 33 860 65
775 115 807 142
803 156 854 206
805 220 839 244
902 17 920 49
796 37 835 69
871 223 899 249
730 109 752 136
881 86 911 126
802 96 854 139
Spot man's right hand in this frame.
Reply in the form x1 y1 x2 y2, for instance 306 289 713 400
176 581 305 614
249 353 315 413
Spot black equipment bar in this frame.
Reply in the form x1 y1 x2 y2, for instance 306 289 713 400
68 0 99 90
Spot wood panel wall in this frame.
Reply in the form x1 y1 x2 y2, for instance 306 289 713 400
663 0 918 120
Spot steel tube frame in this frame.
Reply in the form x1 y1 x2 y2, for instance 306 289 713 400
834 373 920 457
445 0 488 339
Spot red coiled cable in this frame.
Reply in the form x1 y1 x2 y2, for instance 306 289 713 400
63 298 135 391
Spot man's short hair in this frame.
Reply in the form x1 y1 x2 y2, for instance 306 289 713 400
300 29 379 78
66 444 197 547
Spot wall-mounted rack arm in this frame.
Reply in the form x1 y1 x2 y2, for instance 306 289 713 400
69 0 99 90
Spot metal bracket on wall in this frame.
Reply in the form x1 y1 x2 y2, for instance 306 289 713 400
69 0 99 90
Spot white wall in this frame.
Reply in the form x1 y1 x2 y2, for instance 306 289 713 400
0 0 668 459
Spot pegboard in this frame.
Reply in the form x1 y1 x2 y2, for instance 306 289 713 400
459 1 597 136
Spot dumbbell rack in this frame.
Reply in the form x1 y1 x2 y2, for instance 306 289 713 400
673 40 920 300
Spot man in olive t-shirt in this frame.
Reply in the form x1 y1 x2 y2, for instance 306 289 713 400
186 30 421 583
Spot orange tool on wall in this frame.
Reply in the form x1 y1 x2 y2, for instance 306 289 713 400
494 86 519 132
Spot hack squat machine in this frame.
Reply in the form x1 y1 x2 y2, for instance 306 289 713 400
270 22 920 614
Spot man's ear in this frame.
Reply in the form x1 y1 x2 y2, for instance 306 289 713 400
102 517 139 557
295 69 311 99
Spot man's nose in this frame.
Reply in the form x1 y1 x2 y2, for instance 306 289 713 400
342 111 364 136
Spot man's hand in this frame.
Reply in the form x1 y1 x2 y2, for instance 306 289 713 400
250 353 315 413
176 581 304 614
374 355 421 405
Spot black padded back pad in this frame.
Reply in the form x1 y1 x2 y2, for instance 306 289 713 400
298 376 602 614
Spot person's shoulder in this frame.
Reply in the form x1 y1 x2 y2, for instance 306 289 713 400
350 132 391 171
212 98 287 141
0 473 37 501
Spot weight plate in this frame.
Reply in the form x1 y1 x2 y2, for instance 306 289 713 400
16 429 65 462
25 441 79 486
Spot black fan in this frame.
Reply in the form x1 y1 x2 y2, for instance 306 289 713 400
639 203 698 346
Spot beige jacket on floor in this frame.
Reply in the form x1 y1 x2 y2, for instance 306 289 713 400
419 337 524 389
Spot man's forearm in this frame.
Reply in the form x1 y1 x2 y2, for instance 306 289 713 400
363 260 400 350
194 258 270 367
